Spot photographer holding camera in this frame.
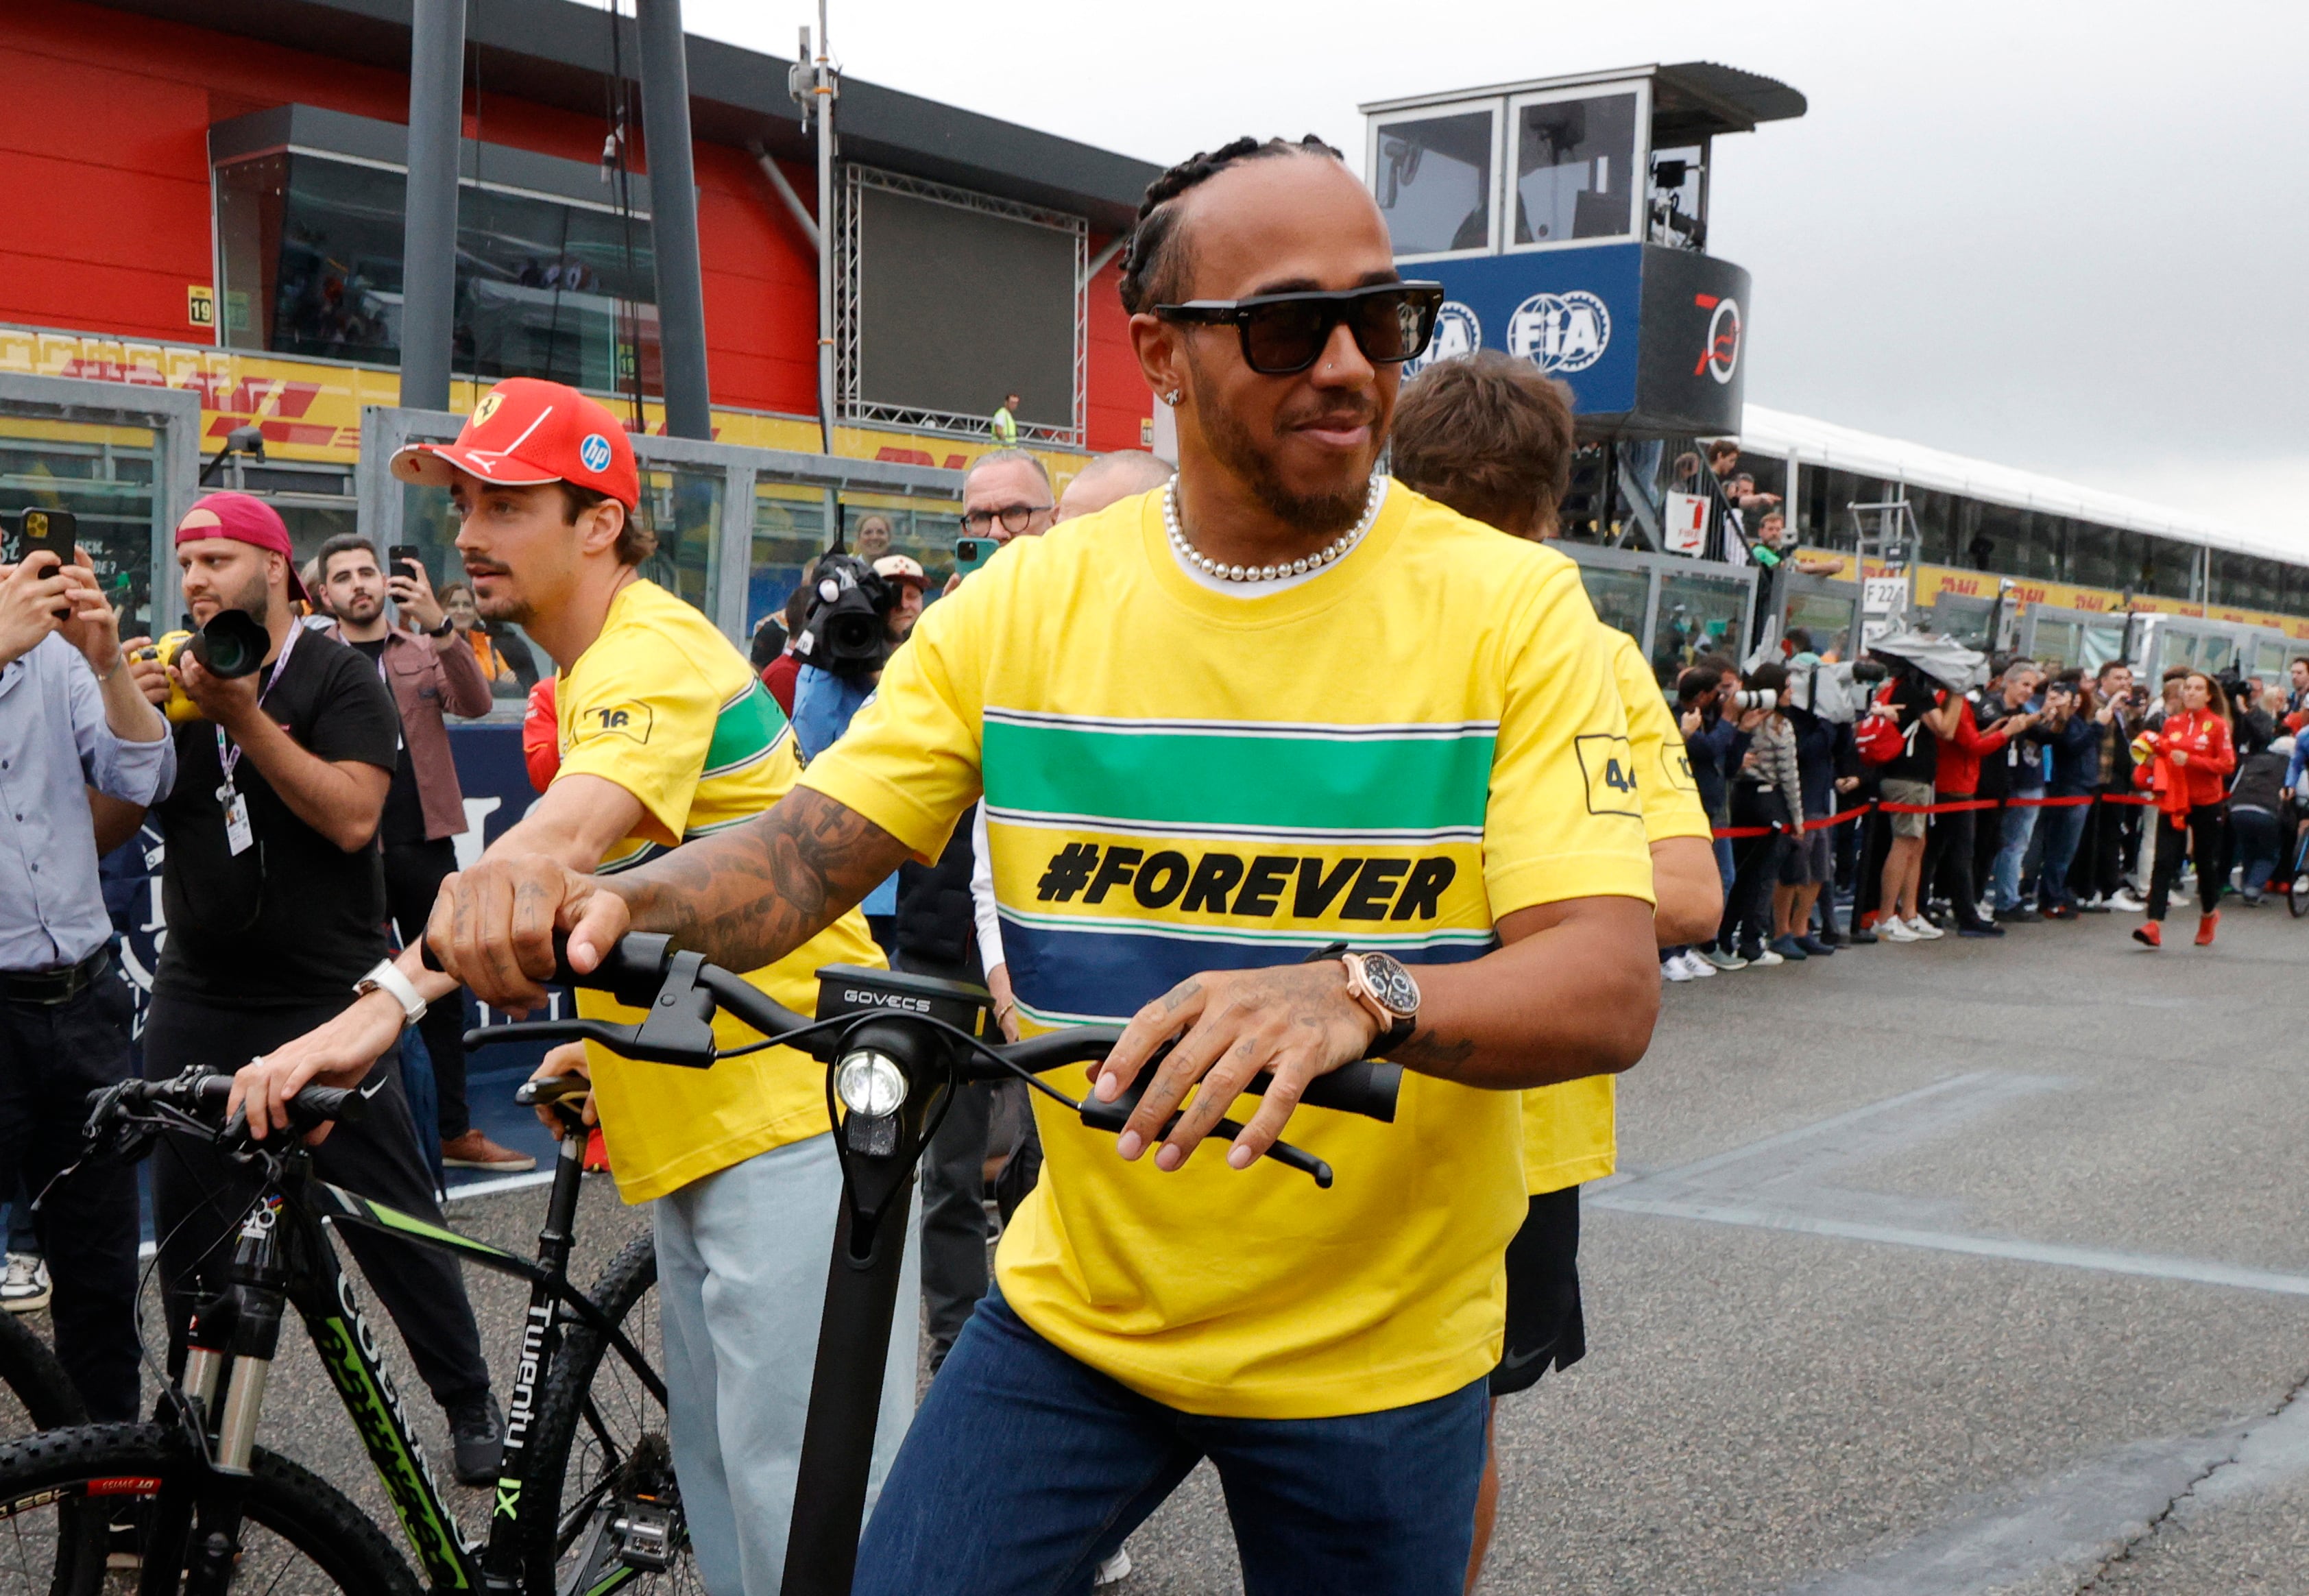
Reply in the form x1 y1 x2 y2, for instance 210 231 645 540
0 531 169 1421
1724 665 1800 964
139 492 503 1483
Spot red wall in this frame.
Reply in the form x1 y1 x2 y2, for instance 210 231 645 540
0 1 1146 449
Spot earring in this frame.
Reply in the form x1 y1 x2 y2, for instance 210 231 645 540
1163 388 1182 406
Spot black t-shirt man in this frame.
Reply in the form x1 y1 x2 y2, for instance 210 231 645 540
1882 673 1942 783
346 637 429 847
154 627 400 1006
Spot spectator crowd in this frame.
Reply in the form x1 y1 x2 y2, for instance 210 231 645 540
1668 637 2306 976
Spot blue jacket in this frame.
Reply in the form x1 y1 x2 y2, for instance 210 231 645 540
1686 711 1748 825
793 664 898 915
2044 714 2099 797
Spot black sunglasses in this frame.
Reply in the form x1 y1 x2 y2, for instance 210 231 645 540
1155 282 1445 376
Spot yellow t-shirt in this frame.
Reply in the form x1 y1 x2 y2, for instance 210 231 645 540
1519 629 1713 1196
555 579 884 1203
799 481 1654 1419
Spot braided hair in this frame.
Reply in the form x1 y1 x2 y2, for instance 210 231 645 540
1117 134 1344 315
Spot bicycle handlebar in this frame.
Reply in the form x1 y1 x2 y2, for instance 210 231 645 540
458 932 1401 1183
82 1069 370 1159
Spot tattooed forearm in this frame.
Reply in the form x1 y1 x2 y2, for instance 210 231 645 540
610 788 912 972
1390 1027 1479 1081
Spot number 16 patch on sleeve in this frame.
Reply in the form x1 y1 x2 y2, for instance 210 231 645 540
1575 733 1641 818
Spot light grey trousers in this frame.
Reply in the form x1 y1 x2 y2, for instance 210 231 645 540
653 1130 921 1595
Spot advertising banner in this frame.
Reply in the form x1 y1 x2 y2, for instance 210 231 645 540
1414 242 1748 435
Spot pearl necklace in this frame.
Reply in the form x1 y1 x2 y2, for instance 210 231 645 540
1163 476 1384 583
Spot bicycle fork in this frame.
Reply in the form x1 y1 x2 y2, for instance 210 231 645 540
166 1194 291 1594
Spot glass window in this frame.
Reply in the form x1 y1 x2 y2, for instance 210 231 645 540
2031 619 2080 670
1373 111 1494 256
2068 520 2124 592
1646 143 1705 250
1573 563 1649 643
2197 632 2236 674
2081 622 2125 673
2255 639 2288 678
1649 570 1748 687
1931 594 1994 649
215 152 661 391
2141 536 2196 601
0 410 160 638
1785 590 1857 660
1512 92 1639 245
634 466 723 620
747 485 965 636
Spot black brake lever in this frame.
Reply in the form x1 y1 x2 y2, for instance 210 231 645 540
1076 1076 1335 1189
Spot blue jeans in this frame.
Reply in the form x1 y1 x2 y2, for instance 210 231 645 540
855 1288 1490 1596
1990 802 2040 911
2035 801 2090 908
2233 806 2280 895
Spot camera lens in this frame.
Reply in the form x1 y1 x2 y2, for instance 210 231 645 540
191 610 269 679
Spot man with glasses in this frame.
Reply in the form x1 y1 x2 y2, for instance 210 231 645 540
419 134 1658 1595
960 450 1056 544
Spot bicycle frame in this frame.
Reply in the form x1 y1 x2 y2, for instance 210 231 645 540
170 1124 662 1594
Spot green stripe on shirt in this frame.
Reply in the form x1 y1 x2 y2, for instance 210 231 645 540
981 714 1496 834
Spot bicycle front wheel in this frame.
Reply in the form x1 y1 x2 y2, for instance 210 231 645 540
0 1422 423 1596
2290 838 2309 917
520 1231 701 1595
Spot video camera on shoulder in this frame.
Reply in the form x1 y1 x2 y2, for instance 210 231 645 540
790 552 897 681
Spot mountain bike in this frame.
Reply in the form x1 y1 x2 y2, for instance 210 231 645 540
0 1305 86 1435
0 1069 685 1595
0 935 1399 1593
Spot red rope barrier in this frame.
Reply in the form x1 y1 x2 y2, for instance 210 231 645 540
1710 792 2156 839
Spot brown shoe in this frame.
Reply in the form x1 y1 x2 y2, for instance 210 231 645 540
441 1130 537 1172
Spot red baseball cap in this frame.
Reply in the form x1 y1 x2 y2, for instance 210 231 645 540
176 492 310 603
389 378 640 509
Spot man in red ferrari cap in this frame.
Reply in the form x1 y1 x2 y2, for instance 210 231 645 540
228 378 908 1591
128 490 505 1482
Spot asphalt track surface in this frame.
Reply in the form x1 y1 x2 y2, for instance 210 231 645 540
21 897 2304 1594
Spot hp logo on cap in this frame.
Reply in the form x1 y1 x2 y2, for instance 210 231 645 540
579 433 614 473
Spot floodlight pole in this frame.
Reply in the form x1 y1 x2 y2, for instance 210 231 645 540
635 0 714 440
399 0 466 411
814 2 838 459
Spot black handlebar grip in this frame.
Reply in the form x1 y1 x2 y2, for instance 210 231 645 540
293 1085 366 1126
1292 1060 1402 1124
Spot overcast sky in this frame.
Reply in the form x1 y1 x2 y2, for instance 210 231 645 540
673 0 2309 548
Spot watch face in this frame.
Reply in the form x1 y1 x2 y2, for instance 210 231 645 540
1362 952 1421 1017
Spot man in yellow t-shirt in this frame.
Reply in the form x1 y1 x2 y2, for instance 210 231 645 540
432 148 1663 1594
1390 349 1724 1590
226 378 899 1595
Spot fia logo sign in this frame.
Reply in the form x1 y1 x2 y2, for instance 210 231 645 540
1506 291 1611 375
1401 302 1481 379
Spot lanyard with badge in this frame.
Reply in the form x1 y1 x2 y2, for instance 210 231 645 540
215 617 298 857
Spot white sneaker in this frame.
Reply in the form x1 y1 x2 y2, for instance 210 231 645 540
1663 956 1693 982
1748 947 1785 967
1095 1547 1134 1586
1883 918 1921 943
1681 952 1717 978
1 1253 50 1314
2109 889 2147 912
1907 915 1945 940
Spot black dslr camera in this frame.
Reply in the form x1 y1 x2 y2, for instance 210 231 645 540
791 553 897 681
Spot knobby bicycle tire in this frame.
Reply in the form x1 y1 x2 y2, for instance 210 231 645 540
520 1231 700 1595
0 1311 86 1435
2290 835 2309 917
0 1421 423 1596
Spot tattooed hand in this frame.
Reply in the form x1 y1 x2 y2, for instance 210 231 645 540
426 854 629 1013
1093 962 1381 1176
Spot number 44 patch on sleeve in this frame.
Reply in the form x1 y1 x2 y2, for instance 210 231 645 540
1575 733 1641 818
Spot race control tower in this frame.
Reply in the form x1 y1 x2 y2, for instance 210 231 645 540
1362 63 1804 438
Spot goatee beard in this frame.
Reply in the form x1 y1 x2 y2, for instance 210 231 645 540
1187 357 1375 537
